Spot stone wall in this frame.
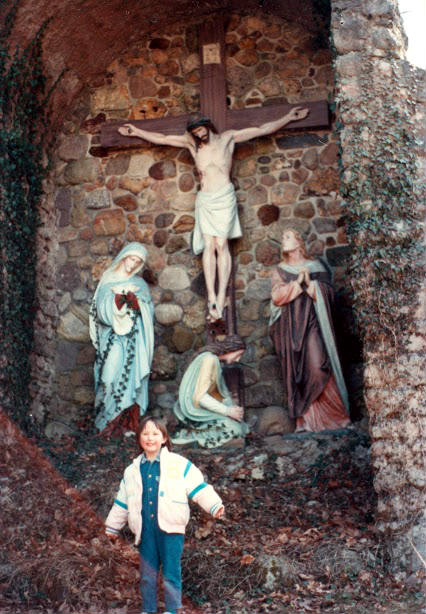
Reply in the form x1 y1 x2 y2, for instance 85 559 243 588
28 177 58 428
32 11 360 437
331 0 426 570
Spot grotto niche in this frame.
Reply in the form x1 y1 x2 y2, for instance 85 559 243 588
1 1 425 608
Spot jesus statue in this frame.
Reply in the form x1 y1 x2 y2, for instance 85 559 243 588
119 106 308 321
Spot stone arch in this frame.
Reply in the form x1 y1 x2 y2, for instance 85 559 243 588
3 0 425 571
3 0 321 126
37 5 355 439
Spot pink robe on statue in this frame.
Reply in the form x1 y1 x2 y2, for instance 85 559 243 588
270 265 350 433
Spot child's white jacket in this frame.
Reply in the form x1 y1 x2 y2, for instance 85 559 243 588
105 447 223 544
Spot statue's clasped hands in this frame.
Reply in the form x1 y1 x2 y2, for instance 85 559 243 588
228 405 244 422
297 268 311 286
115 291 139 311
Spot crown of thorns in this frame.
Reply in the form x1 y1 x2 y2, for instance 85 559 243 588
186 116 212 132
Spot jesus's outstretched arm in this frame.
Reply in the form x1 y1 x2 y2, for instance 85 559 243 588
118 123 191 148
228 106 309 144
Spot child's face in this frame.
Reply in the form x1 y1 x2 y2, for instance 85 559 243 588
139 420 166 458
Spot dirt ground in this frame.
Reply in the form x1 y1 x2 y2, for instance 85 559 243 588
1 413 425 614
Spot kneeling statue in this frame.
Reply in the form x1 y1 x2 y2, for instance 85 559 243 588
172 335 249 448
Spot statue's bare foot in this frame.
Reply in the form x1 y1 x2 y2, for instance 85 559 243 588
216 295 229 321
207 301 220 322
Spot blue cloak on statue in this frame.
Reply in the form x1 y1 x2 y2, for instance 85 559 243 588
89 243 154 431
172 351 249 448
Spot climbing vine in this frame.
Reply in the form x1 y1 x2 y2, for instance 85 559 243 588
334 56 425 358
0 1 51 432
312 0 331 49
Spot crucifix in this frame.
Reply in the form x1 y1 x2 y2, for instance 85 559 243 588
99 15 329 334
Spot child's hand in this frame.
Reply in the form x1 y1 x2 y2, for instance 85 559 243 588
213 505 225 520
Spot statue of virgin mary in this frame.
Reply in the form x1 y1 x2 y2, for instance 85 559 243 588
89 243 154 434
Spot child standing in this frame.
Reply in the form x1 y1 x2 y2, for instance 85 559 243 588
105 417 224 614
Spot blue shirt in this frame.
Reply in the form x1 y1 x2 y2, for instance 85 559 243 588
140 453 160 526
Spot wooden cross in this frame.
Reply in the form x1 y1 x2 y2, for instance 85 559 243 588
98 14 329 348
99 15 329 148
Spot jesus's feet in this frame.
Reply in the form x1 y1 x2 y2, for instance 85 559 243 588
216 294 229 321
207 300 220 322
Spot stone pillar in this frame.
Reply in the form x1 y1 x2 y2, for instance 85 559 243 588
331 0 426 570
29 177 59 430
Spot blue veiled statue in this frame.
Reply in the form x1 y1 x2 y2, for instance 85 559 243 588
89 243 154 434
172 335 249 448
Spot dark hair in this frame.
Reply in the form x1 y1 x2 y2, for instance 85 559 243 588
136 416 172 452
186 116 218 150
186 116 217 134
198 334 246 359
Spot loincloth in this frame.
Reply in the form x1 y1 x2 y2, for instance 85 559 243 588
192 183 242 255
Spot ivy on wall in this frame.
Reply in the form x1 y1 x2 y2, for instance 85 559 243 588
0 1 50 432
335 57 425 357
312 0 331 49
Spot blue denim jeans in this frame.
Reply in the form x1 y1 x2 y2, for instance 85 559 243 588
139 523 184 614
